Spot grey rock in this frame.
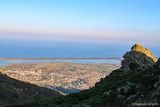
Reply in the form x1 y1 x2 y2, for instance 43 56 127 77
117 86 129 94
117 94 125 99
82 104 91 107
154 79 160 88
126 95 137 102
103 90 112 96
121 44 157 70
121 51 155 70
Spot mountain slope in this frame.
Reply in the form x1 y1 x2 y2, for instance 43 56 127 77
0 73 60 107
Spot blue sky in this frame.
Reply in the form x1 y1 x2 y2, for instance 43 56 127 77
0 0 159 57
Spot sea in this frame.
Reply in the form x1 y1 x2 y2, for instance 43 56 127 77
0 38 159 66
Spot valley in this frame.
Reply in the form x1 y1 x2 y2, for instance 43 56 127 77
0 61 119 94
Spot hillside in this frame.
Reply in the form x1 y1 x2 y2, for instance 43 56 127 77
14 44 160 107
0 73 60 107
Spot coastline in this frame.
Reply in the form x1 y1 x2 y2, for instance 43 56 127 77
0 58 121 67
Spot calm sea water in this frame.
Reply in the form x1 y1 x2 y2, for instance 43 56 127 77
0 39 159 58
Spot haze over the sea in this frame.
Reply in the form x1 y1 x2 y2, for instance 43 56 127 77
0 0 159 58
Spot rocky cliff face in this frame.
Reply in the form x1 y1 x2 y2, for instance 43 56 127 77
121 44 157 70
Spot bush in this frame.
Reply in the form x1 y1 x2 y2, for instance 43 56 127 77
129 63 139 70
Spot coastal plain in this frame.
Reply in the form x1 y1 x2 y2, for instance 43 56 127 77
0 61 119 94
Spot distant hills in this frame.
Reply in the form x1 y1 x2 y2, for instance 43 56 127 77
12 44 160 107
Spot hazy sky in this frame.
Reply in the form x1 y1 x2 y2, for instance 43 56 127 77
0 0 159 57
0 0 159 43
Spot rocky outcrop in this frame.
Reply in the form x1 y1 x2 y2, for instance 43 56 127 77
121 44 157 70
131 43 157 62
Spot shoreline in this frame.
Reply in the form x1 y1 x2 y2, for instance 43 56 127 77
0 57 122 60
0 58 121 67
